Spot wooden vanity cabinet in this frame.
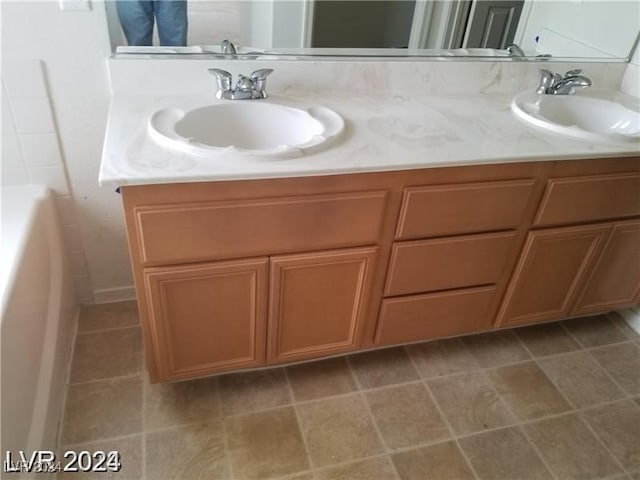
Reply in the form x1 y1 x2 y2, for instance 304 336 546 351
123 180 394 382
497 166 640 328
121 156 640 383
374 177 541 346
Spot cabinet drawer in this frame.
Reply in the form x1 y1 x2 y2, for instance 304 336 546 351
396 179 535 239
375 286 496 346
385 232 516 296
133 191 387 266
534 173 640 227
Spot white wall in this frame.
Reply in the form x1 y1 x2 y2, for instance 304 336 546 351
2 1 132 303
518 0 639 58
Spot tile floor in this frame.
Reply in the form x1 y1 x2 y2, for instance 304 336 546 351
59 302 640 480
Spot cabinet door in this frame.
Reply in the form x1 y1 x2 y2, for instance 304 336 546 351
573 220 640 315
268 247 377 363
497 224 610 327
144 258 268 382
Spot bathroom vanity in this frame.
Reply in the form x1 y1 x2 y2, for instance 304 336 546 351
119 155 640 383
101 56 640 383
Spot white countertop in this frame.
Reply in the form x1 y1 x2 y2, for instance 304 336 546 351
99 90 639 187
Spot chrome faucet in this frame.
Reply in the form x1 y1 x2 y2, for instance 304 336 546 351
220 39 237 55
506 44 525 57
208 68 274 100
537 69 592 95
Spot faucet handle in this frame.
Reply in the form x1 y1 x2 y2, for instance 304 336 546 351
208 68 232 93
250 69 274 98
565 69 582 77
250 69 274 80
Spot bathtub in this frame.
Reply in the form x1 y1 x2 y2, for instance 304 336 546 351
1 186 77 463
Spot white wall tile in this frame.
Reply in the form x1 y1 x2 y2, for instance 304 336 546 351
1 81 7 98
61 224 85 251
1 166 29 186
27 165 69 195
54 195 78 225
19 133 63 166
2 60 48 98
1 133 25 168
1 98 16 134
9 98 56 133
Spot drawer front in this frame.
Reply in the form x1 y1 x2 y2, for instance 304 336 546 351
375 286 496 346
385 232 516 296
534 173 640 227
134 191 387 266
396 179 535 239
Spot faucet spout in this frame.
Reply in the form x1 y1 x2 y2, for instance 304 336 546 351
506 43 525 57
221 39 237 55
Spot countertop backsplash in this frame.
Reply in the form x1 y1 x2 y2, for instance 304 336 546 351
108 57 628 98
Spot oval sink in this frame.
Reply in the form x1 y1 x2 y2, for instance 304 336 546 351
149 102 345 157
511 92 640 144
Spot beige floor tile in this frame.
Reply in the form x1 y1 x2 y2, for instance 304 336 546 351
514 322 581 357
563 314 629 348
315 456 397 480
406 338 480 379
145 375 221 430
524 413 623 479
428 372 515 435
581 400 640 471
70 327 142 384
146 421 228 480
539 351 625 409
58 435 143 480
287 357 356 402
348 347 419 389
462 330 530 368
487 361 571 421
391 441 475 480
226 407 309 479
218 368 291 416
458 427 552 480
275 472 315 480
297 394 384 468
365 382 450 450
78 301 140 333
62 376 142 445
608 312 640 340
635 397 640 408
591 342 640 396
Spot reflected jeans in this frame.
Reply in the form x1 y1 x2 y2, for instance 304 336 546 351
117 0 187 46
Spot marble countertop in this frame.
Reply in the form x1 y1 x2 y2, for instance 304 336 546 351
99 90 639 187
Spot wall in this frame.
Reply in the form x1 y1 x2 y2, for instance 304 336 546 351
517 0 639 57
1 60 92 302
1 0 129 303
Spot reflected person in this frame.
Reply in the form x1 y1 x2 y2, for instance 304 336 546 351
117 0 188 46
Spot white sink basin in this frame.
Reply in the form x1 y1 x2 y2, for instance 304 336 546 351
511 92 640 144
148 102 345 158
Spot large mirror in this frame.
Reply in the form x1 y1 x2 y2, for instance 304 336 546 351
106 0 640 60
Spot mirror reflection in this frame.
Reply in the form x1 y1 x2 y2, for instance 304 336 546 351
107 0 640 60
